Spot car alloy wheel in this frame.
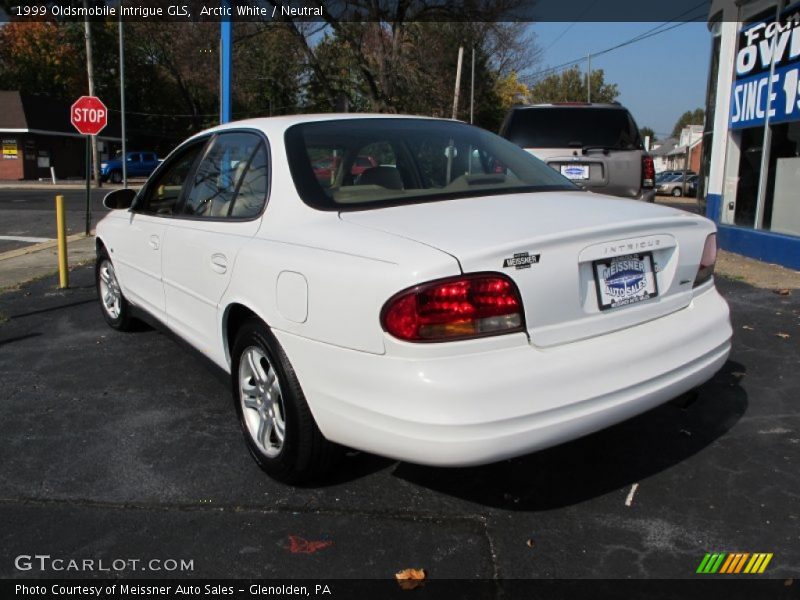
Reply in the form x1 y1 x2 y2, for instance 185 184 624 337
110 171 122 184
98 259 122 319
95 250 135 331
672 187 682 197
238 346 286 458
230 319 339 483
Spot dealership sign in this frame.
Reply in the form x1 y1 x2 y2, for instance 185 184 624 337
730 3 800 129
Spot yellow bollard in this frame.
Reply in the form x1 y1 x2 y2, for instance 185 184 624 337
55 194 68 289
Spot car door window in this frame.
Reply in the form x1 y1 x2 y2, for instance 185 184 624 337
136 141 206 216
181 132 261 218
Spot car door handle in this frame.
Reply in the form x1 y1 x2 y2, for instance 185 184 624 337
210 253 228 274
148 235 160 250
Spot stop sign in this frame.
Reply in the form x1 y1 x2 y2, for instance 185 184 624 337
70 96 108 135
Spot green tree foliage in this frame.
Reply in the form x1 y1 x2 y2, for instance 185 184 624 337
672 108 705 137
0 15 538 148
528 65 619 104
640 127 657 143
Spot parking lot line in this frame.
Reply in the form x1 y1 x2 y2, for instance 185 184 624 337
0 235 53 243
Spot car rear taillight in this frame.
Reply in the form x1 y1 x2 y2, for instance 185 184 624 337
694 233 717 287
642 155 655 188
381 273 525 342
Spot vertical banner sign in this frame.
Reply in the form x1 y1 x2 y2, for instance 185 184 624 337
730 3 800 129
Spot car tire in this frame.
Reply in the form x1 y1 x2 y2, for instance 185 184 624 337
231 318 339 484
96 249 136 331
671 187 683 197
110 171 122 184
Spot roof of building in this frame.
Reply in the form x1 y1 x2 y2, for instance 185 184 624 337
0 91 121 140
650 138 677 156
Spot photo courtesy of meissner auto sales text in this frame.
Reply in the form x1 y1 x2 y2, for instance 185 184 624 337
0 0 798 598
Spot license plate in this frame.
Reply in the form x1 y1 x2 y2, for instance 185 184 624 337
593 253 658 311
560 164 589 180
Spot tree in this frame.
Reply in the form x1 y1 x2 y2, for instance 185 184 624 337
640 127 657 144
0 22 86 99
267 2 538 129
528 65 619 104
671 108 705 137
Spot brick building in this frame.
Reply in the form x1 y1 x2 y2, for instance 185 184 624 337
0 91 121 181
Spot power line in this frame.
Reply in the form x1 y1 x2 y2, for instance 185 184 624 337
530 2 708 80
541 0 599 53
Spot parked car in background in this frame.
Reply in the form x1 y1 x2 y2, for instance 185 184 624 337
499 103 656 202
656 170 696 184
100 151 160 183
657 172 697 197
96 114 730 483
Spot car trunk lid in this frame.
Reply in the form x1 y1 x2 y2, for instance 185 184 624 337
340 191 711 347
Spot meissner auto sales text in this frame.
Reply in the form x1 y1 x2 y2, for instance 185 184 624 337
15 584 330 596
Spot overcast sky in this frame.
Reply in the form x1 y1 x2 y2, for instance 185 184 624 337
531 21 712 139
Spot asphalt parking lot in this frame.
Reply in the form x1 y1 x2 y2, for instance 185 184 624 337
0 185 137 254
0 264 798 584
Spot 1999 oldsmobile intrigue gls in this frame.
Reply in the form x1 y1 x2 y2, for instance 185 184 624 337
95 115 732 483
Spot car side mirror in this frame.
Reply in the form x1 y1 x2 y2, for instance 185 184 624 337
103 188 136 210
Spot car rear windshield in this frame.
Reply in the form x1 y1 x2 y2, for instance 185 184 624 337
285 118 577 210
503 107 643 151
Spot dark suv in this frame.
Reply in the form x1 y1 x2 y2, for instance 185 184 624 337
499 103 656 202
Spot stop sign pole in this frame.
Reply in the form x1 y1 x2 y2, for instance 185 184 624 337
71 96 108 236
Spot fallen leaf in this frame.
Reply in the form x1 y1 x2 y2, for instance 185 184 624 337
774 289 791 296
742 325 754 330
526 539 535 548
285 535 333 554
395 568 426 590
776 332 790 340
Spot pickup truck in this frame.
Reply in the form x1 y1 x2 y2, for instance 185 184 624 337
100 151 160 183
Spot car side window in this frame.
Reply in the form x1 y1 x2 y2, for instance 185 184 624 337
181 132 261 218
230 143 268 218
135 141 206 216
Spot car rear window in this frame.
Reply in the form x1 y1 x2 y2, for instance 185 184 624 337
285 118 577 211
503 107 643 151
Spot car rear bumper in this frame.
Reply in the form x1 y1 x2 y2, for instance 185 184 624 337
275 285 731 467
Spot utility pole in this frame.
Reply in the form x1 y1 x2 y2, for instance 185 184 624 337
220 0 233 124
452 46 464 120
119 14 127 187
83 1 101 188
470 47 475 124
586 53 592 103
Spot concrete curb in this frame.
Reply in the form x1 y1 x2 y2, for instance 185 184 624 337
0 232 92 262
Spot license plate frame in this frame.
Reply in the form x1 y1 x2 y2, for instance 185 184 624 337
560 164 590 180
593 252 658 311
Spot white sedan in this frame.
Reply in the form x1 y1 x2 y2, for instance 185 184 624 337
96 114 732 483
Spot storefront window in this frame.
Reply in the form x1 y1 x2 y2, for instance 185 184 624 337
734 127 765 226
762 122 800 235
